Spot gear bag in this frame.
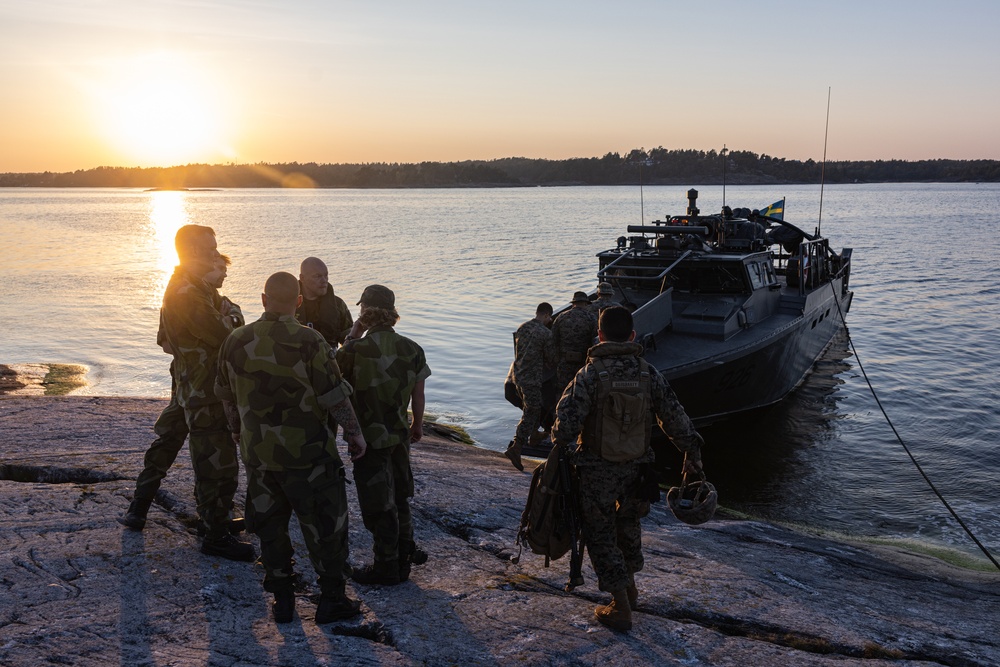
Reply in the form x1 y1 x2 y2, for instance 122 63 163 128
589 357 652 463
514 444 577 564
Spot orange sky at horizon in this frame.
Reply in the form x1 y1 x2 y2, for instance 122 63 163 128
2 1 998 174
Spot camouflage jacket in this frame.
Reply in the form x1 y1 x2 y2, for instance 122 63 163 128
551 306 598 366
511 318 555 388
158 266 240 408
336 326 431 450
295 285 353 346
552 341 702 466
587 296 623 317
215 312 354 471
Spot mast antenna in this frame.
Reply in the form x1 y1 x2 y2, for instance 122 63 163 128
639 160 645 225
818 88 831 236
721 144 728 209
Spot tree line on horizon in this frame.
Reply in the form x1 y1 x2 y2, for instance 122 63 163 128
2 147 998 188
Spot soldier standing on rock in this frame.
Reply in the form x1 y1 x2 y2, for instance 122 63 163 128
118 228 254 562
336 285 431 586
296 257 353 347
551 291 598 391
216 271 367 624
552 306 704 632
505 302 556 471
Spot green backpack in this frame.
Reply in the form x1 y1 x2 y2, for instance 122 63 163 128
588 357 652 463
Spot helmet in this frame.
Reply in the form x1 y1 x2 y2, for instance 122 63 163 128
667 473 717 525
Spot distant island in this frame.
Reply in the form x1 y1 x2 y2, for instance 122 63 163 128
2 147 998 188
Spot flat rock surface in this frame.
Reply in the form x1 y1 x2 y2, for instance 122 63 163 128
1 396 998 666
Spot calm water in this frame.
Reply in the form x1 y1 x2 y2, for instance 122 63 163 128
1 184 998 561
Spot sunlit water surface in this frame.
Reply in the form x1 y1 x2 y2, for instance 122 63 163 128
1 184 998 561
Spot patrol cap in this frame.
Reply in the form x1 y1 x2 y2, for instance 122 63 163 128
571 291 590 304
597 282 613 296
357 284 395 309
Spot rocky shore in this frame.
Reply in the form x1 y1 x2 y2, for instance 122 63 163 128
1 395 998 666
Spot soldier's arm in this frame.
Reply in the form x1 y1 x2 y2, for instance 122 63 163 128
336 299 354 345
170 287 234 347
543 329 557 367
551 372 593 447
317 342 366 460
330 398 366 462
409 380 425 444
213 342 241 441
651 372 704 471
224 298 245 327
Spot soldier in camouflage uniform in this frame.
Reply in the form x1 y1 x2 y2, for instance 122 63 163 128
296 257 354 347
551 291 598 391
216 271 367 625
118 234 253 561
336 284 431 586
552 306 704 632
505 302 556 471
588 282 623 317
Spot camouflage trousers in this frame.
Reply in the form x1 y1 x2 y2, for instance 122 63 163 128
352 443 415 563
185 402 240 539
514 383 545 447
245 461 350 595
577 462 645 593
132 385 188 503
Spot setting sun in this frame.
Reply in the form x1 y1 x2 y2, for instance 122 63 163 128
95 52 233 167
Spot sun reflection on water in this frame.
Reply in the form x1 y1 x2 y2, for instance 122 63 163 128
147 191 190 302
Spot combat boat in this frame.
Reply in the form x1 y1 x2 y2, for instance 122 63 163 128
596 188 853 424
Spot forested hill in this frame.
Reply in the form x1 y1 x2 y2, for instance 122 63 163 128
3 148 998 188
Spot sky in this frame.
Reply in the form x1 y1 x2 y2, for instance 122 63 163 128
1 0 998 172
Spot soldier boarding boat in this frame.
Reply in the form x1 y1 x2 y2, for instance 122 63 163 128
597 188 853 425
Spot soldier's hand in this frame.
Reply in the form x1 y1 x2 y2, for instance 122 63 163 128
682 455 703 476
410 422 423 444
346 433 367 462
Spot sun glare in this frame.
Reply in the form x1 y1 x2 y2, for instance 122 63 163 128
97 52 231 167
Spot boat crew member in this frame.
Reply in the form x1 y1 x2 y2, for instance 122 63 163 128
551 291 598 391
296 257 354 347
588 282 622 317
337 285 431 585
552 306 704 632
505 302 556 471
217 271 366 624
119 226 255 562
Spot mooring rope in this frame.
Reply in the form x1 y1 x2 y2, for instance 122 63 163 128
830 280 1000 571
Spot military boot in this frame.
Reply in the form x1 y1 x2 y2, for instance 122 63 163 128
351 560 401 586
201 534 256 562
117 498 152 531
272 590 295 624
626 573 639 610
504 439 524 472
595 589 633 632
315 581 362 624
398 542 429 581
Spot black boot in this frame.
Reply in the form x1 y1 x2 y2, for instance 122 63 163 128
201 534 256 562
315 581 362 624
351 560 401 586
272 590 295 624
117 498 152 531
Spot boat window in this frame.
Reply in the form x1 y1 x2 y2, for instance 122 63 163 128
748 262 765 289
667 264 748 294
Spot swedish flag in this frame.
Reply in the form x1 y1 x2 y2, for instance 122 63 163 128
760 198 784 221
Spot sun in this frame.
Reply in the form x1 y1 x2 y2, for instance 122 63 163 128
98 52 231 167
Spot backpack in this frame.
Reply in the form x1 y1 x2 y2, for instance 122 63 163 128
588 357 652 463
514 444 577 565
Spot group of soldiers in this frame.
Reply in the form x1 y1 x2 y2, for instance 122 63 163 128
117 224 430 625
507 285 704 632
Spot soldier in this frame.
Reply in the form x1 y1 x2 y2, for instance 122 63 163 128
336 285 431 586
505 302 556 471
216 271 367 625
588 282 622 316
551 291 598 391
118 230 253 562
552 306 704 632
296 257 353 347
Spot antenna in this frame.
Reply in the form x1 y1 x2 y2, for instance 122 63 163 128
639 160 645 225
818 88 831 236
721 144 728 208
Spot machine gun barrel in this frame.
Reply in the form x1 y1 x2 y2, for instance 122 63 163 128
626 225 711 235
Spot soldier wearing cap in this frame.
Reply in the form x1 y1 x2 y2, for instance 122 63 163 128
589 282 622 316
337 285 431 586
551 291 599 392
216 271 367 625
